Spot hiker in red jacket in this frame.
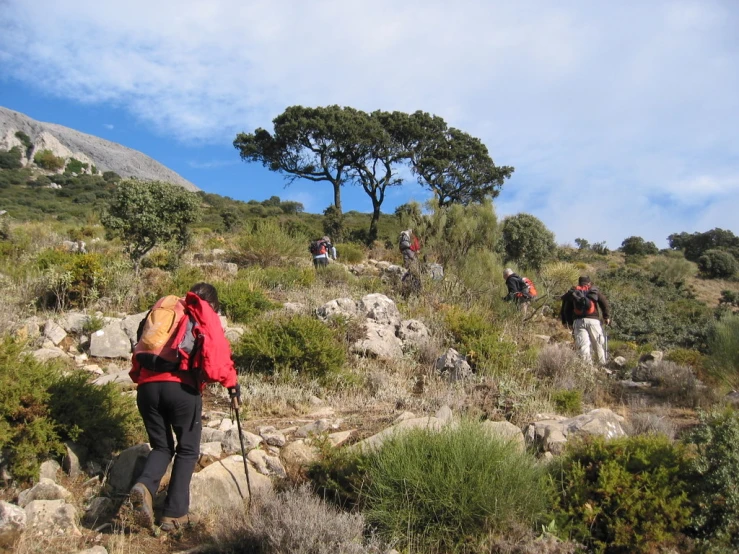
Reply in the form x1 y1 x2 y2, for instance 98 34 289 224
128 282 239 532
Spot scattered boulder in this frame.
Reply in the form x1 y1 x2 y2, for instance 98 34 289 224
215 261 238 275
328 430 354 447
107 444 151 494
61 312 90 334
222 428 262 455
397 319 431 350
120 312 147 345
426 263 444 281
316 297 358 321
283 302 307 314
280 440 319 475
436 348 472 381
201 428 226 444
358 293 401 327
525 408 626 455
39 460 61 482
63 442 87 478
32 347 66 362
189 456 271 514
352 416 446 452
89 322 131 358
610 356 627 369
18 479 72 508
481 421 526 453
352 321 403 360
0 501 26 548
25 499 80 536
295 419 333 438
43 320 67 346
92 370 134 389
200 442 223 458
258 426 286 447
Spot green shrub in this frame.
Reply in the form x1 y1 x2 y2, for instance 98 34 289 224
0 147 23 170
48 373 143 462
33 149 65 171
684 409 739 549
551 389 582 415
64 158 88 174
231 220 307 267
255 266 315 289
501 212 556 271
620 236 659 256
316 263 353 286
707 314 739 389
218 280 280 324
698 249 737 279
233 315 345 380
649 256 695 287
0 337 64 482
37 252 108 310
665 347 706 371
539 261 581 298
14 131 32 151
335 243 364 263
720 289 739 307
444 307 517 375
360 421 551 552
551 435 693 554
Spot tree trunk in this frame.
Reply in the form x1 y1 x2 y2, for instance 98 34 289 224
333 182 342 215
368 202 381 244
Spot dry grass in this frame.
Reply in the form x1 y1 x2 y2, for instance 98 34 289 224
535 344 599 400
689 275 739 307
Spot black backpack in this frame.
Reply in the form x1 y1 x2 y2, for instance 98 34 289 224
572 286 598 316
309 240 326 255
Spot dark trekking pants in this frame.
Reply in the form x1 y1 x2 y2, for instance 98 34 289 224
135 381 202 518
313 256 329 268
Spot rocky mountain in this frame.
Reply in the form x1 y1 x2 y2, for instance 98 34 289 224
0 106 198 191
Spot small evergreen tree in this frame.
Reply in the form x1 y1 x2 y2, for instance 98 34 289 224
501 213 556 270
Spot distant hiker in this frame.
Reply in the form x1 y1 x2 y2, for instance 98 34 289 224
502 268 538 313
310 236 336 268
399 229 421 269
561 276 612 365
129 283 240 532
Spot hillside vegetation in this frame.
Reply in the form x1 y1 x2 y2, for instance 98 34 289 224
1 165 739 553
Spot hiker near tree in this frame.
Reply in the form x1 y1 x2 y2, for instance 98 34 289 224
502 268 538 314
128 282 240 532
560 276 612 365
399 229 421 269
310 235 336 268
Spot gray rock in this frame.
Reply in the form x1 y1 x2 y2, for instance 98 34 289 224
0 501 26 548
393 411 416 424
316 297 358 321
563 408 626 440
295 419 333 438
25 499 80 536
219 418 234 432
61 312 90 334
39 460 61 482
189 455 272 514
436 348 472 381
82 497 114 527
358 293 401 327
92 370 134 389
280 441 319 475
397 319 431 350
89 322 131 358
32 347 67 362
18 478 72 508
17 317 43 341
222 428 262 455
201 428 226 444
215 261 238 275
435 405 453 424
426 263 444 280
259 426 286 447
264 455 287 479
352 321 404 359
107 444 151 494
481 421 526 453
200 442 223 458
120 312 147 345
611 356 627 368
352 417 446 452
246 449 270 475
44 319 68 345
328 430 354 447
63 442 87 477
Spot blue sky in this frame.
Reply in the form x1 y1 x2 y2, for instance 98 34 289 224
1 0 738 248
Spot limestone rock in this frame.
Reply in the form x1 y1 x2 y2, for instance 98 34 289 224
316 297 358 321
63 442 87 477
200 442 223 458
120 312 147 345
39 460 61 482
436 348 472 381
435 405 453 424
563 408 626 440
397 319 431 350
82 496 114 527
92 370 134 389
280 440 319 475
247 449 270 475
25 499 80 536
353 416 446 452
18 478 72 508
107 444 151 494
61 312 90 334
328 430 354 447
393 411 416 424
0 501 26 548
32 347 66 362
189 456 272 514
201 428 226 444
219 418 234 432
259 426 286 447
481 421 526 453
358 293 401 327
89 322 131 358
44 320 67 346
611 356 627 368
222 428 262 455
295 419 333 438
352 321 403 360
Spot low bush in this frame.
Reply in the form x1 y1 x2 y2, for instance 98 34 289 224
335 243 364 263
33 149 65 171
665 347 705 371
649 256 695 287
551 389 582 415
551 435 693 554
707 314 739 389
640 360 699 405
698 249 737 279
315 263 353 286
204 484 383 554
535 344 597 398
218 280 280 324
37 252 108 310
625 411 676 439
233 315 345 380
684 409 739 549
360 420 552 553
245 266 315 289
231 220 307 267
444 307 517 375
0 147 23 170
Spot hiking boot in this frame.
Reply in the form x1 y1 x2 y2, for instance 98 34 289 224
129 483 154 529
159 513 200 532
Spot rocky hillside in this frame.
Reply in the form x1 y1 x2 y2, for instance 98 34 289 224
0 107 197 191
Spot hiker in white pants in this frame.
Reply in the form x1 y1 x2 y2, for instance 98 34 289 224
561 276 612 365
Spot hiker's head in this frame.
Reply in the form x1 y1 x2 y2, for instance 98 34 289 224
190 282 219 312
503 268 514 279
321 236 331 243
578 276 592 286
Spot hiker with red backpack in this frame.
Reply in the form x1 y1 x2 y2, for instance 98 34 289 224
502 268 538 313
399 229 421 269
310 235 336 268
561 276 612 365
128 283 240 532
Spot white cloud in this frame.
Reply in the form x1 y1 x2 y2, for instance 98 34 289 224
103 123 114 129
188 159 238 169
0 0 737 246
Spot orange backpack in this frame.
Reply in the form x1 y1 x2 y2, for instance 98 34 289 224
522 277 538 298
133 295 190 371
572 285 597 316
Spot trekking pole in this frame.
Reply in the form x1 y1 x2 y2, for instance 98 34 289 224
232 404 253 511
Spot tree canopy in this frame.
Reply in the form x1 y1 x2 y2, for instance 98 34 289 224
501 213 556 271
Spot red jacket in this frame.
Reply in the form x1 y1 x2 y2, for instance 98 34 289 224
129 292 238 391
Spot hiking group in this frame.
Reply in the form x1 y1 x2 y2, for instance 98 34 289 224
309 235 337 268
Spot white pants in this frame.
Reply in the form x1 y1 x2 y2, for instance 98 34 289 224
574 318 606 365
